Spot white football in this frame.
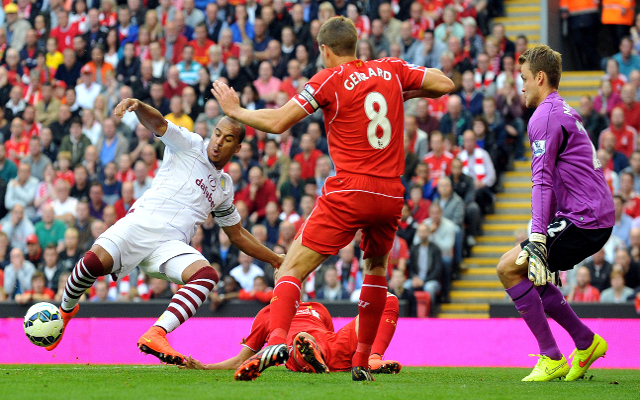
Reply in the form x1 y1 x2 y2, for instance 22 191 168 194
23 302 63 347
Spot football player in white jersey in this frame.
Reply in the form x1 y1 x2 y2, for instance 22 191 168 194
45 98 285 365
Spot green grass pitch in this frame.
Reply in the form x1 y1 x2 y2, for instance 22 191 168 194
0 365 638 400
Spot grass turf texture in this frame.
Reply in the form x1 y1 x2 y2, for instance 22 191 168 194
0 365 637 400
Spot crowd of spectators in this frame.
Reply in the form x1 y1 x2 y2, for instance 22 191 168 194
0 0 513 316
2 0 633 317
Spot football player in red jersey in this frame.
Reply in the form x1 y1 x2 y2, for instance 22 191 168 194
180 294 401 375
212 16 453 381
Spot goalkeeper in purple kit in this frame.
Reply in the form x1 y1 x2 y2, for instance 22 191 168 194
496 45 615 382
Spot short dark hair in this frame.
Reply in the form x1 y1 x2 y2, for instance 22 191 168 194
70 117 82 127
317 16 358 57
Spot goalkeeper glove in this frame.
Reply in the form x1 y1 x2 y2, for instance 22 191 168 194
516 233 551 286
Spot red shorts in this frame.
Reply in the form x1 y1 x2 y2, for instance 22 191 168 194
286 319 358 373
296 174 405 259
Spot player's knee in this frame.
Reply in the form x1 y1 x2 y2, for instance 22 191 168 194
496 253 516 279
188 265 219 285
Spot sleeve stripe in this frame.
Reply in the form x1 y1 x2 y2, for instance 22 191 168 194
214 205 236 218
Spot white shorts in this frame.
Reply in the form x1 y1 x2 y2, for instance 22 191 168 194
95 210 208 285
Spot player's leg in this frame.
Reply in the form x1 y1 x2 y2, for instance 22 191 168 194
351 252 389 380
369 293 402 374
235 239 329 380
46 244 115 351
267 239 330 346
497 245 569 381
138 249 219 365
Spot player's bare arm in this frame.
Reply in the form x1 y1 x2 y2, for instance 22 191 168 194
179 347 256 370
113 98 168 136
211 81 308 134
403 68 455 101
222 222 285 269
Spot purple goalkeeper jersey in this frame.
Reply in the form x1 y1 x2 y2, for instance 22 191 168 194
528 92 615 234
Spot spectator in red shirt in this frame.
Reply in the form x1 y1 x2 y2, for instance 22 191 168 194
219 28 240 63
238 276 273 303
116 153 135 182
50 10 79 52
619 172 640 217
606 58 627 94
423 131 454 185
280 59 307 99
568 266 601 303
601 107 636 158
235 166 278 223
141 144 158 177
408 1 434 40
293 133 323 180
188 24 214 66
160 22 188 65
5 118 30 164
114 181 135 220
407 184 431 223
621 83 640 132
15 271 55 304
163 66 188 99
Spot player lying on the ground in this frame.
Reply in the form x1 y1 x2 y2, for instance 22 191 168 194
45 98 284 365
211 16 454 382
497 45 614 382
180 293 401 377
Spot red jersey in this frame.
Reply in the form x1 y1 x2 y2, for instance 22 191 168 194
293 149 323 180
188 38 215 66
50 23 80 52
295 58 427 179
423 151 454 183
5 135 30 164
243 302 334 353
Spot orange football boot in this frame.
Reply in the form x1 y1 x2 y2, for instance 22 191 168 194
137 326 185 365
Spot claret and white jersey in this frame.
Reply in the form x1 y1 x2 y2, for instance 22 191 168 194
133 120 241 241
96 120 241 283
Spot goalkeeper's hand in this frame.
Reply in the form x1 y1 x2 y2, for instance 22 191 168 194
516 233 551 286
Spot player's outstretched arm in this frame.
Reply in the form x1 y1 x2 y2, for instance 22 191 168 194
179 348 256 370
113 98 168 136
211 80 308 134
222 222 285 270
403 68 455 101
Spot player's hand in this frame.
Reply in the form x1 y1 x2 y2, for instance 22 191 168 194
178 356 206 370
211 80 241 118
516 233 550 286
271 254 286 270
113 98 140 118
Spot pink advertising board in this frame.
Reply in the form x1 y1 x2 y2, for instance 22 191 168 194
0 318 638 368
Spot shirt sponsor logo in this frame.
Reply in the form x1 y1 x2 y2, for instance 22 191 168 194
195 175 216 208
532 140 546 157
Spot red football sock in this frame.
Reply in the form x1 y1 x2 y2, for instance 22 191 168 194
352 274 388 368
371 294 399 357
267 276 302 346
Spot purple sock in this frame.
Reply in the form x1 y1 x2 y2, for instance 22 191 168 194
506 279 562 360
536 284 594 350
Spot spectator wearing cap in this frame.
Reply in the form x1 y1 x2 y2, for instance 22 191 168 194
0 204 35 252
25 233 42 266
5 3 30 51
75 65 102 110
3 247 36 298
5 162 38 220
